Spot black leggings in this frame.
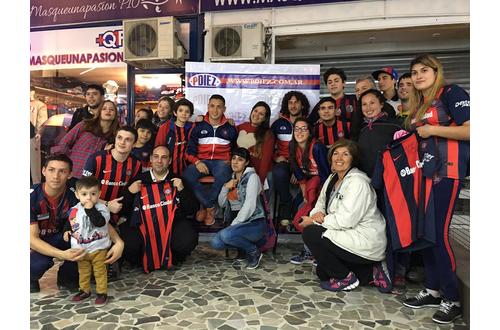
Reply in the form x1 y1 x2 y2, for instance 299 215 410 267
303 225 375 284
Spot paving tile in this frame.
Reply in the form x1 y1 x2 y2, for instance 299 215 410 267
30 242 467 329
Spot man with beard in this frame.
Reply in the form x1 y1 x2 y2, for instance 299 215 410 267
69 84 105 131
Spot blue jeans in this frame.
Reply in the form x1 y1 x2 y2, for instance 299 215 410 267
183 159 232 208
211 218 267 254
30 233 78 284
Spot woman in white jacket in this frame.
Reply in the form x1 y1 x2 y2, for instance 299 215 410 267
300 139 391 292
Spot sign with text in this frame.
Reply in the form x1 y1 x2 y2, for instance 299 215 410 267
185 61 320 124
201 0 355 12
30 0 198 27
30 26 127 70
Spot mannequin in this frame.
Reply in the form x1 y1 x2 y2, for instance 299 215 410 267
30 86 48 185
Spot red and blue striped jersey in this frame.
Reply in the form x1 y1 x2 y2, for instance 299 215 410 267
313 121 350 147
155 120 193 176
270 115 293 160
130 181 178 273
185 114 237 164
410 84 470 179
372 133 437 251
83 150 142 223
308 94 359 124
30 183 78 238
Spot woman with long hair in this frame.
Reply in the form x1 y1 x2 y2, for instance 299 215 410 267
211 148 267 270
288 117 330 264
400 54 469 325
52 100 119 178
236 101 275 186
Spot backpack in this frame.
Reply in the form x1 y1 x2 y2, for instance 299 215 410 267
258 193 277 253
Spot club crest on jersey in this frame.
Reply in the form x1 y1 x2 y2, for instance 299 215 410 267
346 105 353 113
164 188 171 195
338 131 344 138
201 129 208 135
126 170 132 176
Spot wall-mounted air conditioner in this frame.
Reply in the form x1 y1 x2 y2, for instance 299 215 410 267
210 22 265 63
123 16 186 69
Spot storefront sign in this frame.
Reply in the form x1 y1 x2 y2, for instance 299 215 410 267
30 26 127 70
201 0 355 12
30 0 198 27
185 61 320 124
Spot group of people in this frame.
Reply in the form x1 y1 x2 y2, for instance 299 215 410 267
30 54 469 325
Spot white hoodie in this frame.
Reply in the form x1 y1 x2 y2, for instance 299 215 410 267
309 168 387 261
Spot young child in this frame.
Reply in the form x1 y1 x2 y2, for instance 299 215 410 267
64 176 111 305
131 119 156 171
154 98 194 176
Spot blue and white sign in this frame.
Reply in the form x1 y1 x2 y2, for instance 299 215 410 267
185 61 320 124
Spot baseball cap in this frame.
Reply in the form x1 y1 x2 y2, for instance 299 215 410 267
371 67 398 81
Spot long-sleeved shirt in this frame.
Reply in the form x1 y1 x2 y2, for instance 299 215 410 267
51 122 108 178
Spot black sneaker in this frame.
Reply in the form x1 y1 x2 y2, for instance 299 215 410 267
403 289 442 309
246 250 263 270
432 300 462 324
30 280 40 293
235 249 246 262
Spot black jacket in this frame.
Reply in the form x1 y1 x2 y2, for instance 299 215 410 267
69 106 94 131
357 116 403 178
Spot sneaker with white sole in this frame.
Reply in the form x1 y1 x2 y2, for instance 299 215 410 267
432 300 462 324
246 251 263 270
403 289 442 309
320 271 359 292
290 249 315 265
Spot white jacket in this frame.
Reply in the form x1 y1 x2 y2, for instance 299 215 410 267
310 168 387 261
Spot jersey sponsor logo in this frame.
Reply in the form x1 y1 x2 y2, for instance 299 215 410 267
455 100 470 108
141 200 173 210
399 153 434 177
100 179 127 186
36 213 50 221
103 170 112 173
82 170 93 177
188 74 221 87
422 112 433 120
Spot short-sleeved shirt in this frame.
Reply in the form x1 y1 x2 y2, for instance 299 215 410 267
410 84 470 179
82 150 142 203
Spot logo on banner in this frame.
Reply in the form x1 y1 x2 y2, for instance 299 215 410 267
188 74 221 88
96 30 123 49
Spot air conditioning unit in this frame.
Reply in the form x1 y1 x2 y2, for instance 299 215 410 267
210 22 265 63
123 16 186 69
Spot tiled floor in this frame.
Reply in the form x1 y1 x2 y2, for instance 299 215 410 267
30 241 468 330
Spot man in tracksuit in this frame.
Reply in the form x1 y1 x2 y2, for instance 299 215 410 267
183 94 238 226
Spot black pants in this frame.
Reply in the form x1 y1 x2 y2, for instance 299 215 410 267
303 225 375 284
171 219 199 262
119 218 199 266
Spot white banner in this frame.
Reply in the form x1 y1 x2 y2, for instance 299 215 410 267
185 62 320 124
30 26 126 70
